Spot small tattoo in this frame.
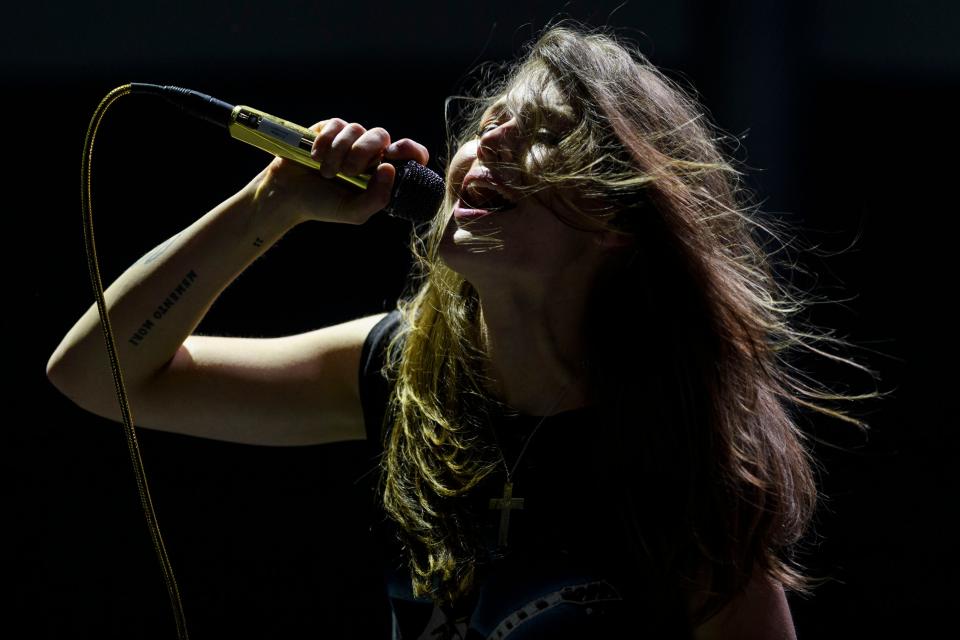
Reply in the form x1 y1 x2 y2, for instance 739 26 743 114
140 231 184 265
127 269 199 346
253 237 264 248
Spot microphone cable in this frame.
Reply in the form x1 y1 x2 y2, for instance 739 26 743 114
81 84 191 640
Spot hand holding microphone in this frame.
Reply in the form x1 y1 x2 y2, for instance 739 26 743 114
128 84 445 225
256 118 431 226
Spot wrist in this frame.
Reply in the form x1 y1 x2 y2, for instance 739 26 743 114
239 164 306 228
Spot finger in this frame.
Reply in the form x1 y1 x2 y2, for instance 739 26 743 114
356 162 395 220
310 118 345 153
341 127 391 176
310 118 348 177
384 138 430 166
323 122 366 178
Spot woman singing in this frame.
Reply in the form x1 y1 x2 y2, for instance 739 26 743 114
47 21 875 639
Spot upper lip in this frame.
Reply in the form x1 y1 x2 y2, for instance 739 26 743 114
459 169 517 207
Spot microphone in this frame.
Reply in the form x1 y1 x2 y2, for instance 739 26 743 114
129 83 444 225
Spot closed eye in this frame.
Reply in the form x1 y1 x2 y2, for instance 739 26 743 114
477 122 499 137
477 121 561 144
534 128 561 144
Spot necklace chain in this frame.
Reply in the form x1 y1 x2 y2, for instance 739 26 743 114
489 382 571 483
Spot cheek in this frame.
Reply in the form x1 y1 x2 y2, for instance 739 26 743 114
524 142 555 174
544 184 614 233
447 143 477 193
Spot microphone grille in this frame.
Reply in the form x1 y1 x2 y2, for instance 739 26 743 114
385 160 445 225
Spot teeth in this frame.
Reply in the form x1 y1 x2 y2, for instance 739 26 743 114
463 181 514 210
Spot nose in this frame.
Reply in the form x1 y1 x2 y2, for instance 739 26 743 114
476 117 518 165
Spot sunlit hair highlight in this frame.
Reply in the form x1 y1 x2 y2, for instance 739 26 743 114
372 19 885 631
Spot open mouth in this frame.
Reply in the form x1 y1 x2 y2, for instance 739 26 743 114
458 181 517 213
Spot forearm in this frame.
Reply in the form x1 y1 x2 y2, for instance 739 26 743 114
46 170 301 401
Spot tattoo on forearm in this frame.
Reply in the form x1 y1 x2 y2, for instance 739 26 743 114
127 270 199 347
253 236 264 248
140 231 184 265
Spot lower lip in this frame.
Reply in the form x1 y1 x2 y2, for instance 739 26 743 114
453 201 495 221
453 200 513 221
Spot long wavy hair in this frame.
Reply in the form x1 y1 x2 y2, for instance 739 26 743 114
373 20 883 631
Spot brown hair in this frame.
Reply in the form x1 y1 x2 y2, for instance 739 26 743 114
375 19 884 631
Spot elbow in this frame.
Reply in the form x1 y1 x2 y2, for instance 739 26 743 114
46 342 75 391
46 355 81 405
46 356 109 420
45 346 89 407
46 349 68 391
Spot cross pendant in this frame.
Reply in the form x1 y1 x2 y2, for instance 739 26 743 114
488 480 524 548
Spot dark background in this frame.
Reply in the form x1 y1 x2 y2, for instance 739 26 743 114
12 0 955 637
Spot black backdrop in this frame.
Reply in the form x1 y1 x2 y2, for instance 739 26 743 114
12 1 955 637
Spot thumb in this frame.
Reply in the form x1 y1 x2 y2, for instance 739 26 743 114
359 162 396 216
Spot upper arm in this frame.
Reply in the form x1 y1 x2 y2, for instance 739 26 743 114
692 573 797 640
73 312 389 447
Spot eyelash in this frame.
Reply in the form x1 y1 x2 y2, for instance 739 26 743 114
476 121 560 143
477 122 498 137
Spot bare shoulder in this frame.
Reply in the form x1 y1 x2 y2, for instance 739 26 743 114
691 572 797 640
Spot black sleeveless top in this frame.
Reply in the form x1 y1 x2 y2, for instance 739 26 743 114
355 309 691 639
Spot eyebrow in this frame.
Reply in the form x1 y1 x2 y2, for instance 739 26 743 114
482 98 573 124
481 100 507 120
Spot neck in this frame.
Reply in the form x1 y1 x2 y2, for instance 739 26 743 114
476 290 597 416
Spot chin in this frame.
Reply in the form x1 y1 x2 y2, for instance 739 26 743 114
438 226 496 284
437 224 472 275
